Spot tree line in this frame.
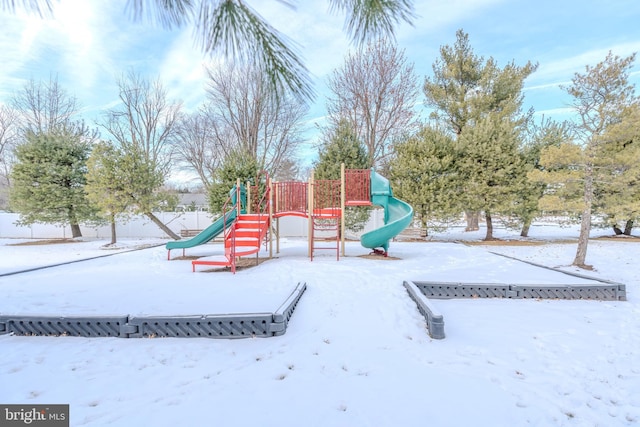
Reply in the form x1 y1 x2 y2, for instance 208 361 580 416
0 1 638 267
389 31 639 268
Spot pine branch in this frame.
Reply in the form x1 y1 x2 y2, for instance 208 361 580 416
329 0 415 44
195 0 313 102
126 0 194 28
0 0 55 17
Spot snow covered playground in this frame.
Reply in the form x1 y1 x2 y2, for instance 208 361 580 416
0 168 638 426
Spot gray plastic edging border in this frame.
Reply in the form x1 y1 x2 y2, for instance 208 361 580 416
0 316 128 337
403 280 445 339
272 282 307 336
404 253 628 340
412 281 626 301
0 282 307 339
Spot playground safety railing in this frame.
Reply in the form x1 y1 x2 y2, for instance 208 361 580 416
344 168 371 205
248 170 271 215
273 181 308 216
313 179 341 216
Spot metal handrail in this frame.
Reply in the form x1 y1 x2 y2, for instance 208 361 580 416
254 170 271 249
220 185 241 273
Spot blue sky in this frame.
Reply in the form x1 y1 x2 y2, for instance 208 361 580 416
2 0 640 167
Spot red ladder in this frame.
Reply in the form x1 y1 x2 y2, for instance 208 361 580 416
310 208 340 261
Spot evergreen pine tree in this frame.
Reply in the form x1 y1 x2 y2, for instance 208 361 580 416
208 150 259 213
455 115 529 240
515 118 573 236
528 141 585 216
594 104 640 235
9 129 99 238
389 125 459 235
562 51 637 267
85 141 131 244
424 29 537 239
315 120 371 232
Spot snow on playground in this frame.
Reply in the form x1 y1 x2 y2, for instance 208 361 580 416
0 224 639 426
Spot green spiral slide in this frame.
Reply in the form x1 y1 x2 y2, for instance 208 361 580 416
360 170 414 254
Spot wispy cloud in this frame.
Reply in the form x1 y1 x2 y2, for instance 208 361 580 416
532 42 640 85
157 29 208 111
524 82 571 92
398 0 507 39
2 0 640 139
249 1 350 79
0 10 48 98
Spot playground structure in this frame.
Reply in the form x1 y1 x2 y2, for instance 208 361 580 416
166 166 414 272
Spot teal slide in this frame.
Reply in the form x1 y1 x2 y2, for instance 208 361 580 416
166 185 246 257
360 170 414 254
166 209 237 253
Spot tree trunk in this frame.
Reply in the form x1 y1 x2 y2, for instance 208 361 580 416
68 207 82 238
613 225 623 235
145 211 180 240
573 163 593 268
520 217 532 237
574 210 592 268
465 211 479 231
624 219 634 236
110 214 117 245
70 223 82 238
484 211 494 241
421 216 429 238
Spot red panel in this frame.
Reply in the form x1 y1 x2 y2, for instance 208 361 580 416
344 169 370 205
274 181 308 215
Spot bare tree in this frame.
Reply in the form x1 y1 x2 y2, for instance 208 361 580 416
0 104 19 207
326 37 419 170
204 63 308 175
174 108 228 191
563 51 638 268
101 71 182 239
0 105 18 179
12 76 79 135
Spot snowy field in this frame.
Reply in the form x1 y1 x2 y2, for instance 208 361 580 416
0 224 638 427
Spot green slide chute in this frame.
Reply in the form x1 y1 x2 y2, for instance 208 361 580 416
166 185 245 252
360 170 413 254
165 210 238 251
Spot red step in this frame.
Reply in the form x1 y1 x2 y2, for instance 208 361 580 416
225 214 269 256
192 255 232 271
192 213 270 273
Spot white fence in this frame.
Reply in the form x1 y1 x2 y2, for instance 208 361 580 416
0 210 385 240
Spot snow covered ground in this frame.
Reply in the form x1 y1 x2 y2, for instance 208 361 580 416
0 224 638 426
